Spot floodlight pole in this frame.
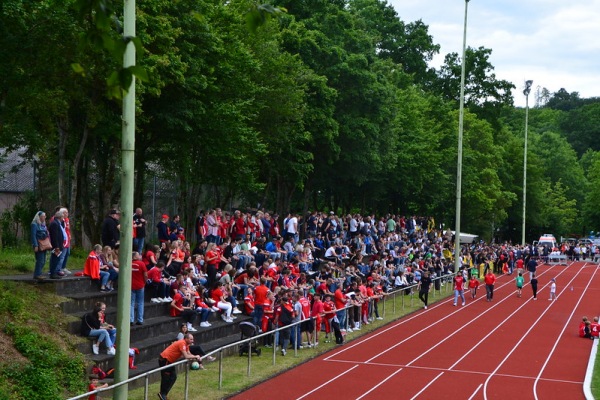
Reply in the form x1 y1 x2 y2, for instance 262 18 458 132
454 0 470 273
114 0 136 398
521 80 533 246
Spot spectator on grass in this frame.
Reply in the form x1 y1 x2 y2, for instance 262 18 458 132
31 210 49 280
158 333 201 400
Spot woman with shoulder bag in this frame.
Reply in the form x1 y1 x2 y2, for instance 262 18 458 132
31 211 50 280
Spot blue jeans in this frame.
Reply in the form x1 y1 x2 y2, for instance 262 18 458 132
58 247 70 271
133 237 145 255
196 307 210 323
253 304 264 327
336 309 347 330
454 289 465 305
89 328 113 347
49 252 61 276
33 250 47 277
130 288 145 323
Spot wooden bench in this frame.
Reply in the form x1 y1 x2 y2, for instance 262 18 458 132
548 254 568 266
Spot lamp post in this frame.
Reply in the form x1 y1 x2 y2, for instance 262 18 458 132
454 0 470 273
521 79 533 246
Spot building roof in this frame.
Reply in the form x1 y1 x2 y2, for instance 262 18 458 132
0 149 34 193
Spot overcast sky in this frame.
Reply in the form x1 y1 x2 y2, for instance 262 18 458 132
387 0 600 107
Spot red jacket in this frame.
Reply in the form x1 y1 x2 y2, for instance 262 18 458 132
484 273 496 286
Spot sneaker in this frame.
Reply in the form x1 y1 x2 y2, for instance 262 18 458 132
200 321 210 328
107 347 116 356
50 274 63 279
212 306 220 312
221 314 228 322
62 268 72 275
57 271 65 276
534 297 537 300
151 298 161 303
347 328 353 333
92 342 99 355
225 317 234 323
453 303 456 306
354 326 361 331
206 355 216 362
232 309 242 314
165 297 173 302
188 326 198 332
33 275 46 280
424 305 428 309
281 349 287 356
376 317 383 320
462 302 465 306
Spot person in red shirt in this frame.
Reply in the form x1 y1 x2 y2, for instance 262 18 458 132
484 271 497 302
230 210 247 240
244 287 255 316
147 261 171 303
298 294 314 346
468 275 480 299
334 286 348 331
170 286 197 332
87 374 108 400
274 291 295 356
311 293 325 345
131 252 148 325
592 317 600 338
253 277 269 328
579 317 589 338
211 282 233 322
453 271 465 306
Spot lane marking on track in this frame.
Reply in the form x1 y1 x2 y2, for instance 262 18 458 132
294 364 360 400
532 265 599 400
322 266 558 361
481 263 593 400
409 372 445 400
355 367 405 400
323 358 583 384
468 384 483 400
365 264 570 365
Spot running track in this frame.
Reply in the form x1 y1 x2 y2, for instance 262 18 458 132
231 262 600 400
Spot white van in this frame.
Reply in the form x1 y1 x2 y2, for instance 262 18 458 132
534 234 558 250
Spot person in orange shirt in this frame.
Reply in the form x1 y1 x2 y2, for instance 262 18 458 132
484 271 497 302
158 333 201 400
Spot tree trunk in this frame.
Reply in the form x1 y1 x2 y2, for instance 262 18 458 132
56 117 69 206
69 125 89 247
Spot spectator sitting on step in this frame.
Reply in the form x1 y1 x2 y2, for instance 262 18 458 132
83 244 112 292
170 286 198 332
147 261 171 303
210 281 234 323
81 303 116 356
99 246 119 291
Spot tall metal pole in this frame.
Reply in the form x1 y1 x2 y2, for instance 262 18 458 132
521 80 532 246
454 0 470 273
114 0 136 397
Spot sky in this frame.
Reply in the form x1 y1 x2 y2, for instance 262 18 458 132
387 0 600 107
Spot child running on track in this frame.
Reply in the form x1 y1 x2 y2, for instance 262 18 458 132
530 274 538 300
468 275 479 299
549 278 557 300
515 272 524 298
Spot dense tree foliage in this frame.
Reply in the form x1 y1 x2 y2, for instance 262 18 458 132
0 0 598 244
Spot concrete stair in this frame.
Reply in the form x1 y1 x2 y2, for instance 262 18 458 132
14 272 250 389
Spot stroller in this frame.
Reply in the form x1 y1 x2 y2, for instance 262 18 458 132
238 321 262 356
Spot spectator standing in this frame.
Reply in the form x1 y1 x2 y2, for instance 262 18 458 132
57 207 72 275
484 271 496 302
157 214 170 244
453 272 466 306
101 209 121 249
274 291 295 356
131 252 148 325
48 209 67 279
31 211 49 280
132 208 146 255
253 277 269 328
157 333 201 400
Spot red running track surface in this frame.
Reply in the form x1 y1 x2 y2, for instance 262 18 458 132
230 262 600 400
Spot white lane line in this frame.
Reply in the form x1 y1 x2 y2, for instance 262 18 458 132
295 364 360 400
482 263 591 400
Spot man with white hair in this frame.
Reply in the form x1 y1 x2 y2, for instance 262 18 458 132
48 209 66 279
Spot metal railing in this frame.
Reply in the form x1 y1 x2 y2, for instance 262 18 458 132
68 271 457 399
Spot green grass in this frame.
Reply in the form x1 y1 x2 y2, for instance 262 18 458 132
0 244 87 275
592 344 600 398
